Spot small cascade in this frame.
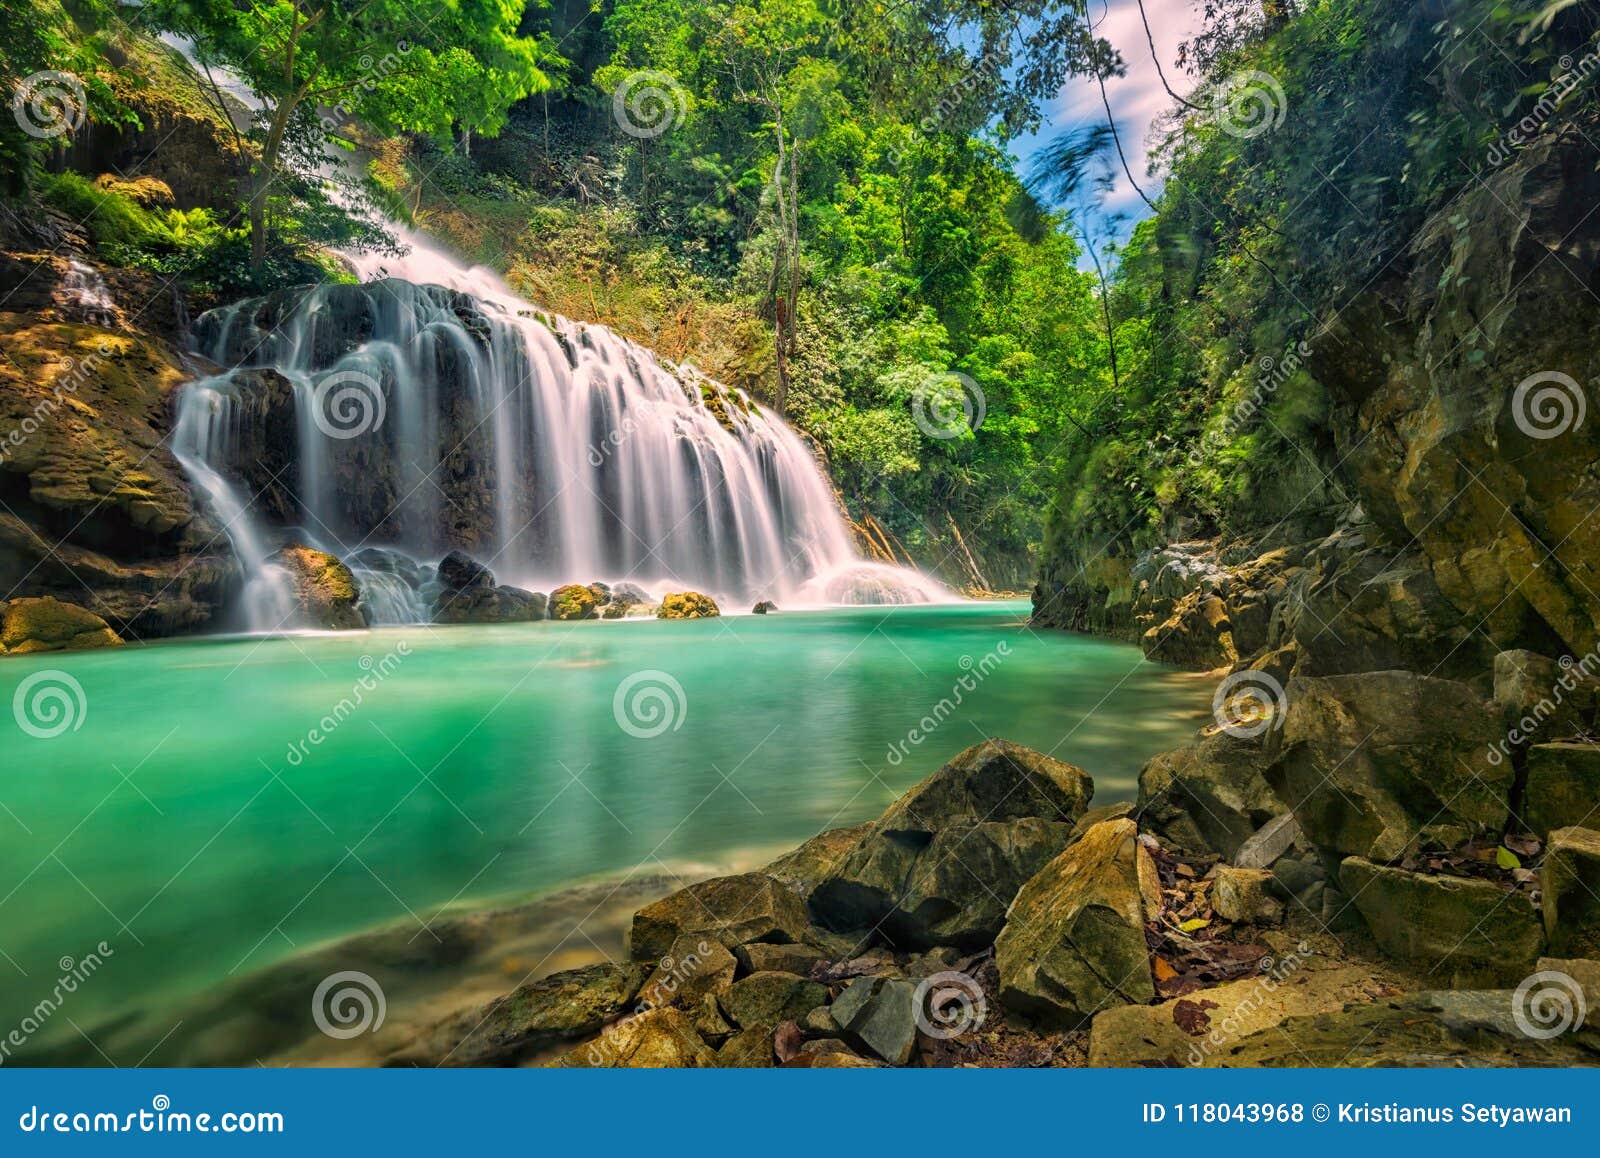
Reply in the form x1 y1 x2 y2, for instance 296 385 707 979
170 378 301 631
61 260 116 326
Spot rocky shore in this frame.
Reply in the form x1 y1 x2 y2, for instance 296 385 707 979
363 712 1600 1068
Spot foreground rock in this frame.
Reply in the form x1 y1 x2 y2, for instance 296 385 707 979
270 544 364 630
1542 826 1600 957
1523 744 1600 838
809 739 1093 949
1213 993 1599 1066
630 872 812 961
1136 729 1283 860
1268 671 1511 860
553 1006 716 1068
386 962 647 1067
1088 962 1377 1067
0 596 122 654
549 584 600 621
657 591 720 619
1339 858 1544 984
995 818 1160 1027
829 976 920 1064
432 552 546 623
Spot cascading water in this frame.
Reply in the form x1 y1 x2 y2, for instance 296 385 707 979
175 236 950 619
170 376 301 630
160 35 948 622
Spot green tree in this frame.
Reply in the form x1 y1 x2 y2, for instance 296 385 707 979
147 0 561 270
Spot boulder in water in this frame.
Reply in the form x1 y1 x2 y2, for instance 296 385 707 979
438 550 494 591
269 544 364 630
753 600 778 614
658 591 720 619
0 597 122 654
434 584 547 624
550 584 601 620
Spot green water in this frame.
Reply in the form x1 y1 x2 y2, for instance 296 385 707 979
0 602 1209 1036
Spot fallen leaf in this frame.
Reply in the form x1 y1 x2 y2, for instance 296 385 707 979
1495 846 1522 870
773 1020 804 1064
1179 917 1212 933
1173 998 1219 1036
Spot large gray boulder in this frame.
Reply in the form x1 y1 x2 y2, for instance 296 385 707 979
808 739 1093 949
995 818 1160 1027
1136 728 1285 859
1267 671 1512 860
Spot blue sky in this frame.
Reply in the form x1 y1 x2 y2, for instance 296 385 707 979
1010 0 1203 266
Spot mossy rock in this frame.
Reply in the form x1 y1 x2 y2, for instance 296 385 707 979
657 591 720 620
0 597 122 654
550 584 600 620
270 544 364 630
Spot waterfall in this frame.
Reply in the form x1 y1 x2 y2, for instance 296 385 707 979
179 262 950 617
157 36 949 622
170 377 301 630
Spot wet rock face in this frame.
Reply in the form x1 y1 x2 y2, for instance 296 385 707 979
1036 137 1600 680
270 544 366 631
0 302 233 640
1318 135 1600 663
657 591 720 619
0 596 121 654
